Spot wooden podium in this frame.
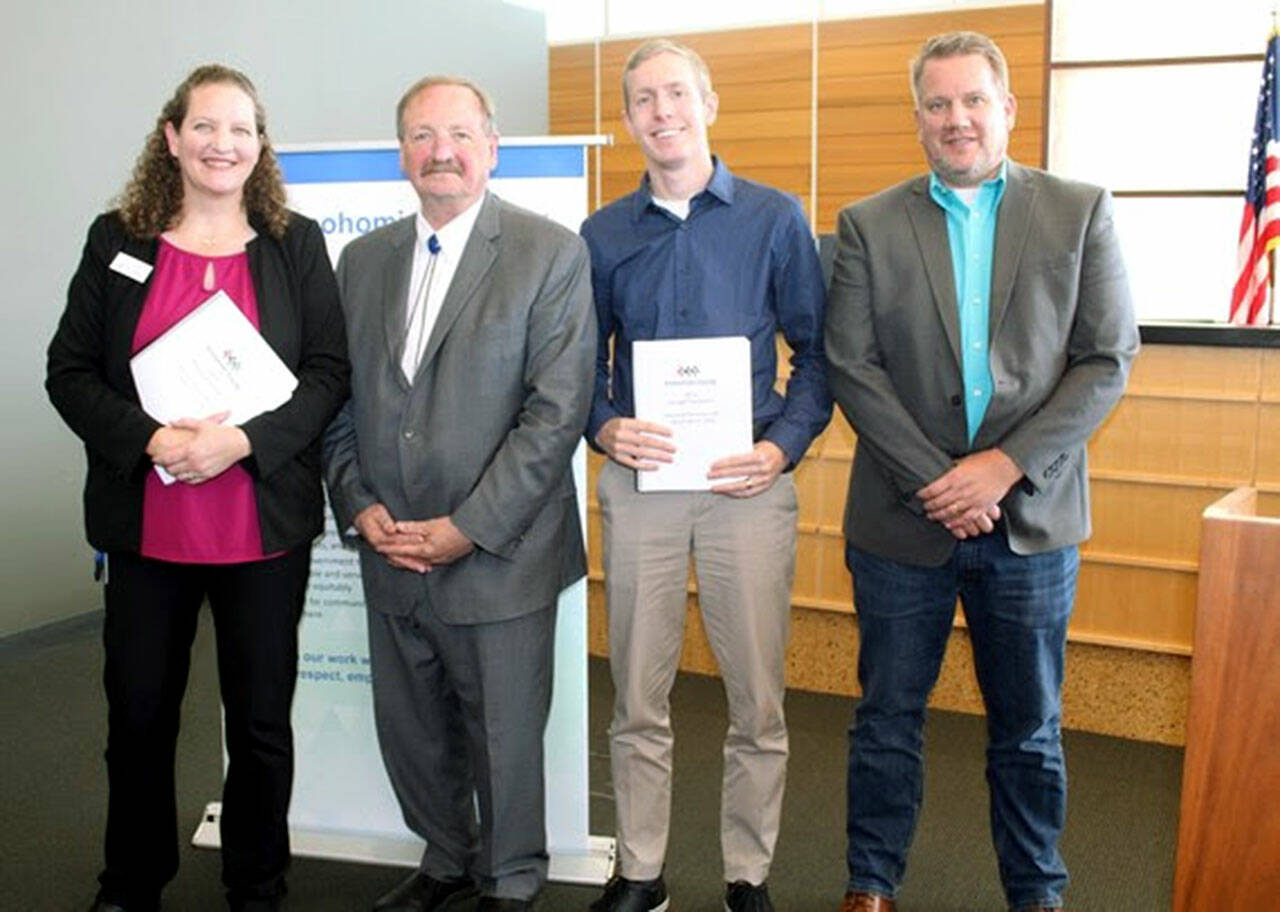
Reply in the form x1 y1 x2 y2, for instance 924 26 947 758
1173 488 1280 910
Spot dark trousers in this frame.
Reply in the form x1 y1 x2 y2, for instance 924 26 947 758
98 547 310 909
367 603 557 901
844 532 1078 910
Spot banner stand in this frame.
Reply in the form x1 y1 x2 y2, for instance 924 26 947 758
192 136 614 886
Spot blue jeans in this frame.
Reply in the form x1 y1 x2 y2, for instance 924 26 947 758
844 533 1078 910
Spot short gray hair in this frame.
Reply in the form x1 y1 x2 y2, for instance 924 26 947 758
621 39 713 110
909 31 1010 107
396 75 497 140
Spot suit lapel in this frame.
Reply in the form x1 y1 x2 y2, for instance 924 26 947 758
114 233 160 368
988 162 1035 342
904 179 962 368
381 219 417 390
414 193 499 377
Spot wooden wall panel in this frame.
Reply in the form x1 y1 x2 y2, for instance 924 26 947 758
805 455 852 530
1126 345 1261 400
1073 343 1275 658
1089 397 1258 483
1261 348 1280 400
549 44 595 129
819 408 857 458
548 62 594 127
819 34 1043 83
1088 478 1231 568
548 43 597 212
813 531 854 609
1072 562 1197 653
816 4 1045 230
790 457 821 530
1259 351 1280 490
793 529 824 605
1255 403 1280 489
821 5 1044 45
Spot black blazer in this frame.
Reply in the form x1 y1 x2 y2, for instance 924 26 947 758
47 210 350 554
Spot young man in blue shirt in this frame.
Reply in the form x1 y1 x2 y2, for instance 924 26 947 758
581 38 831 912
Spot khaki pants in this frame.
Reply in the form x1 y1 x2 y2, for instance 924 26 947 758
598 459 797 884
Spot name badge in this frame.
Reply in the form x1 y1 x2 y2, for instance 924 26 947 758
109 251 153 283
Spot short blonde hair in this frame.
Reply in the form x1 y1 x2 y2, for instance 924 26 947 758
621 39 713 110
909 31 1011 107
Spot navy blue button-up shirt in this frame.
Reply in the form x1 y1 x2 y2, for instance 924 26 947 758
580 159 831 466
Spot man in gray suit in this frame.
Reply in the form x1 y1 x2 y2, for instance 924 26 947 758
323 76 595 912
825 32 1138 912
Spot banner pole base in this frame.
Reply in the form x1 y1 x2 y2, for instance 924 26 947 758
194 801 615 886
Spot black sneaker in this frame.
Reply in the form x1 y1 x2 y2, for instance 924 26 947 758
725 880 774 912
588 874 669 912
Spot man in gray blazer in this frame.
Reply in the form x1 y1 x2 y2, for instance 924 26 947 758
825 32 1138 912
323 76 595 912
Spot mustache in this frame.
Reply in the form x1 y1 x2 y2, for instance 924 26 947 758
419 162 463 177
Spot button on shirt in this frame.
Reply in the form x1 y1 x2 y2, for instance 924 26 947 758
580 158 831 465
400 197 484 383
928 162 1007 443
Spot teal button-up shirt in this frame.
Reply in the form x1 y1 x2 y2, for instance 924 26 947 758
928 162 1007 443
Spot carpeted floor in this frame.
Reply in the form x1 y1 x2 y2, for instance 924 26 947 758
1 610 1180 911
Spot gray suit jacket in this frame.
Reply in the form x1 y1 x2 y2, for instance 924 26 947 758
323 192 597 623
825 162 1139 566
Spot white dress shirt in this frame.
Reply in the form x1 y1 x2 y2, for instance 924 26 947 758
400 196 484 382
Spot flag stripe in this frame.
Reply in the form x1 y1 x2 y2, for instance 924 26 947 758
1232 33 1279 325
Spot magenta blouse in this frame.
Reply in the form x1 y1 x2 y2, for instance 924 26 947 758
132 239 267 563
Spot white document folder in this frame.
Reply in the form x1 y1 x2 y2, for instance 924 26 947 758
130 290 297 483
632 335 752 492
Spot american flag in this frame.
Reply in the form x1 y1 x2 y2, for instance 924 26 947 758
1232 30 1280 325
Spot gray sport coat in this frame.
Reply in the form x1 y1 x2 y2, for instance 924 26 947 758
825 161 1139 566
324 192 597 623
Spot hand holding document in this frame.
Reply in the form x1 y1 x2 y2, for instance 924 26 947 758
632 336 752 492
130 290 297 483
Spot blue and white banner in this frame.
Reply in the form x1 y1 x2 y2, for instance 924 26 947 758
282 140 594 262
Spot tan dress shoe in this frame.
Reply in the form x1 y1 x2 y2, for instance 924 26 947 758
840 892 897 912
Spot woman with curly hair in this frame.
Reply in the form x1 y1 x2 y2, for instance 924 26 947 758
46 64 349 912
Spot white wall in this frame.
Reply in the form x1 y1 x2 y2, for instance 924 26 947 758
1 0 547 637
1047 0 1270 324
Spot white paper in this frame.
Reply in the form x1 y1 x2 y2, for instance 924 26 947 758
130 290 298 483
632 336 752 493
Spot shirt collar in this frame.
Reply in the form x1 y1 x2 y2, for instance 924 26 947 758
415 193 485 256
928 159 1007 207
630 156 735 222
